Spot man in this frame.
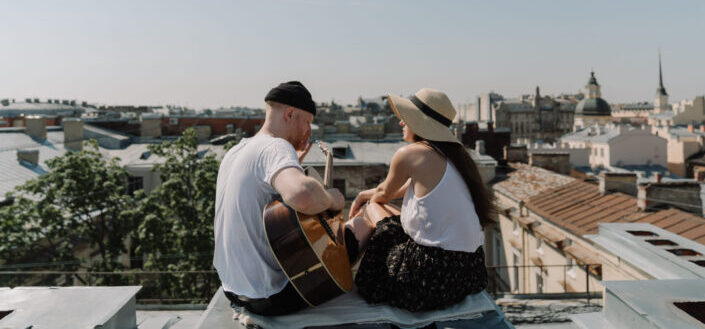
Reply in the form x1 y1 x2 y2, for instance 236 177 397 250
213 81 345 316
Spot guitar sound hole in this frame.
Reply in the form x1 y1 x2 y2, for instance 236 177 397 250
317 214 336 242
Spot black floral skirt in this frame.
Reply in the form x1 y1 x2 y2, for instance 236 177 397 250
354 216 488 312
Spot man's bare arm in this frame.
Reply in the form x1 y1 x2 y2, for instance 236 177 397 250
272 167 344 215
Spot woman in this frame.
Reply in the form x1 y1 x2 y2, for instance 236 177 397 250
346 88 494 312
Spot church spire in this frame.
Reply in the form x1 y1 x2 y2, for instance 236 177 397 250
656 51 668 96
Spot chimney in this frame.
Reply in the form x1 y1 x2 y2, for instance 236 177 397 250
637 183 648 211
475 140 486 155
700 125 705 133
17 149 39 166
25 116 46 141
688 124 694 133
487 121 494 133
528 152 571 174
140 114 162 138
654 172 662 183
63 118 84 151
599 172 638 196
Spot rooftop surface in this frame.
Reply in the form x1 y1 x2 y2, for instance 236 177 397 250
525 180 705 244
0 128 72 197
195 287 509 328
0 286 141 329
493 163 576 201
587 223 705 279
571 279 705 329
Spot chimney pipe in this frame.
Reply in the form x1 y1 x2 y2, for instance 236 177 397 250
17 149 39 166
654 172 662 183
475 140 486 155
63 118 84 151
688 124 694 133
25 116 46 141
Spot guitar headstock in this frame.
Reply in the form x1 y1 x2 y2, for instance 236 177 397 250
316 140 330 155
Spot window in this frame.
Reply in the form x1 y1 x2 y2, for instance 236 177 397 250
535 272 544 293
512 220 519 235
493 233 502 266
512 251 521 293
127 176 144 196
567 257 577 278
536 237 544 254
600 148 604 157
226 124 234 133
169 117 178 126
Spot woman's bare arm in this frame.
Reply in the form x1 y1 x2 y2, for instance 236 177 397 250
370 146 414 204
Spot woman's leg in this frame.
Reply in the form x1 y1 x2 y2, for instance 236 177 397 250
344 202 394 260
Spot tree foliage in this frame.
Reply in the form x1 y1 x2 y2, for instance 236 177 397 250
1 129 228 301
131 128 220 298
0 140 138 284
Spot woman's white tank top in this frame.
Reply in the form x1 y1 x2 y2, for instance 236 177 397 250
401 161 485 253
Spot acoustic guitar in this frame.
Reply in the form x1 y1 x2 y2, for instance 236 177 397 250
263 142 352 307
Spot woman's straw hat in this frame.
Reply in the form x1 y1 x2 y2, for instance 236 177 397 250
387 88 460 144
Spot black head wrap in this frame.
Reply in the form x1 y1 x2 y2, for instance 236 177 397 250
264 81 316 116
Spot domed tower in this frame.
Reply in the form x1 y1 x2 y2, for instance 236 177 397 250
574 70 612 130
654 52 669 113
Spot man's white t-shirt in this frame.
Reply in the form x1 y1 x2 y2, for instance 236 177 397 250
213 134 303 298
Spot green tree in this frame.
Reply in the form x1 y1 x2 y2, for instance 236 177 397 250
133 128 220 300
0 140 138 284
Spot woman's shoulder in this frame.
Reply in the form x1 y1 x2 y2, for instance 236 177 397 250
397 142 434 155
393 142 442 165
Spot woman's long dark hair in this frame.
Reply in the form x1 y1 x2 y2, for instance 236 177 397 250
413 135 496 228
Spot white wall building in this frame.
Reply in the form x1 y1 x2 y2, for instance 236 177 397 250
561 124 667 168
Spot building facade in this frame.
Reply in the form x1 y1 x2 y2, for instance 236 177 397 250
493 87 576 144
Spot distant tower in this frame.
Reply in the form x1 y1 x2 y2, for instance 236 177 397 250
654 51 669 113
574 70 611 130
586 70 601 99
533 86 541 108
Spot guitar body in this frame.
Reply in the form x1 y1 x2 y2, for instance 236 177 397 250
263 200 352 306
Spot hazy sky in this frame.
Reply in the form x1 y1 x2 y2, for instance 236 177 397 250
1 0 704 109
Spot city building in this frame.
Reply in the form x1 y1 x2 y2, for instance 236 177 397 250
651 124 705 177
492 165 705 297
560 123 667 169
493 87 576 143
611 53 674 124
460 121 511 163
573 71 612 130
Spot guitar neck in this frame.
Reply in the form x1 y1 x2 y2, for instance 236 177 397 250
323 150 333 188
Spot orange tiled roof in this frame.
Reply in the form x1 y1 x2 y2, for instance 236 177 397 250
525 180 705 246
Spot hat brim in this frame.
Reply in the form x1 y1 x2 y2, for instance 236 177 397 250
388 94 460 144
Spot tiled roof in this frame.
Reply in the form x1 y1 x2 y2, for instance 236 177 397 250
525 181 705 245
492 163 575 201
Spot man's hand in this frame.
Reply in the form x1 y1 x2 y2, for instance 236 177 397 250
327 188 345 212
297 141 313 164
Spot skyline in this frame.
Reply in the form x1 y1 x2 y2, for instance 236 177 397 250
1 0 704 109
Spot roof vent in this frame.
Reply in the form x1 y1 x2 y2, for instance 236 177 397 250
140 151 151 160
0 310 12 320
627 230 658 237
17 149 39 166
690 260 705 267
674 301 705 325
646 239 677 246
332 146 349 159
667 248 701 257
